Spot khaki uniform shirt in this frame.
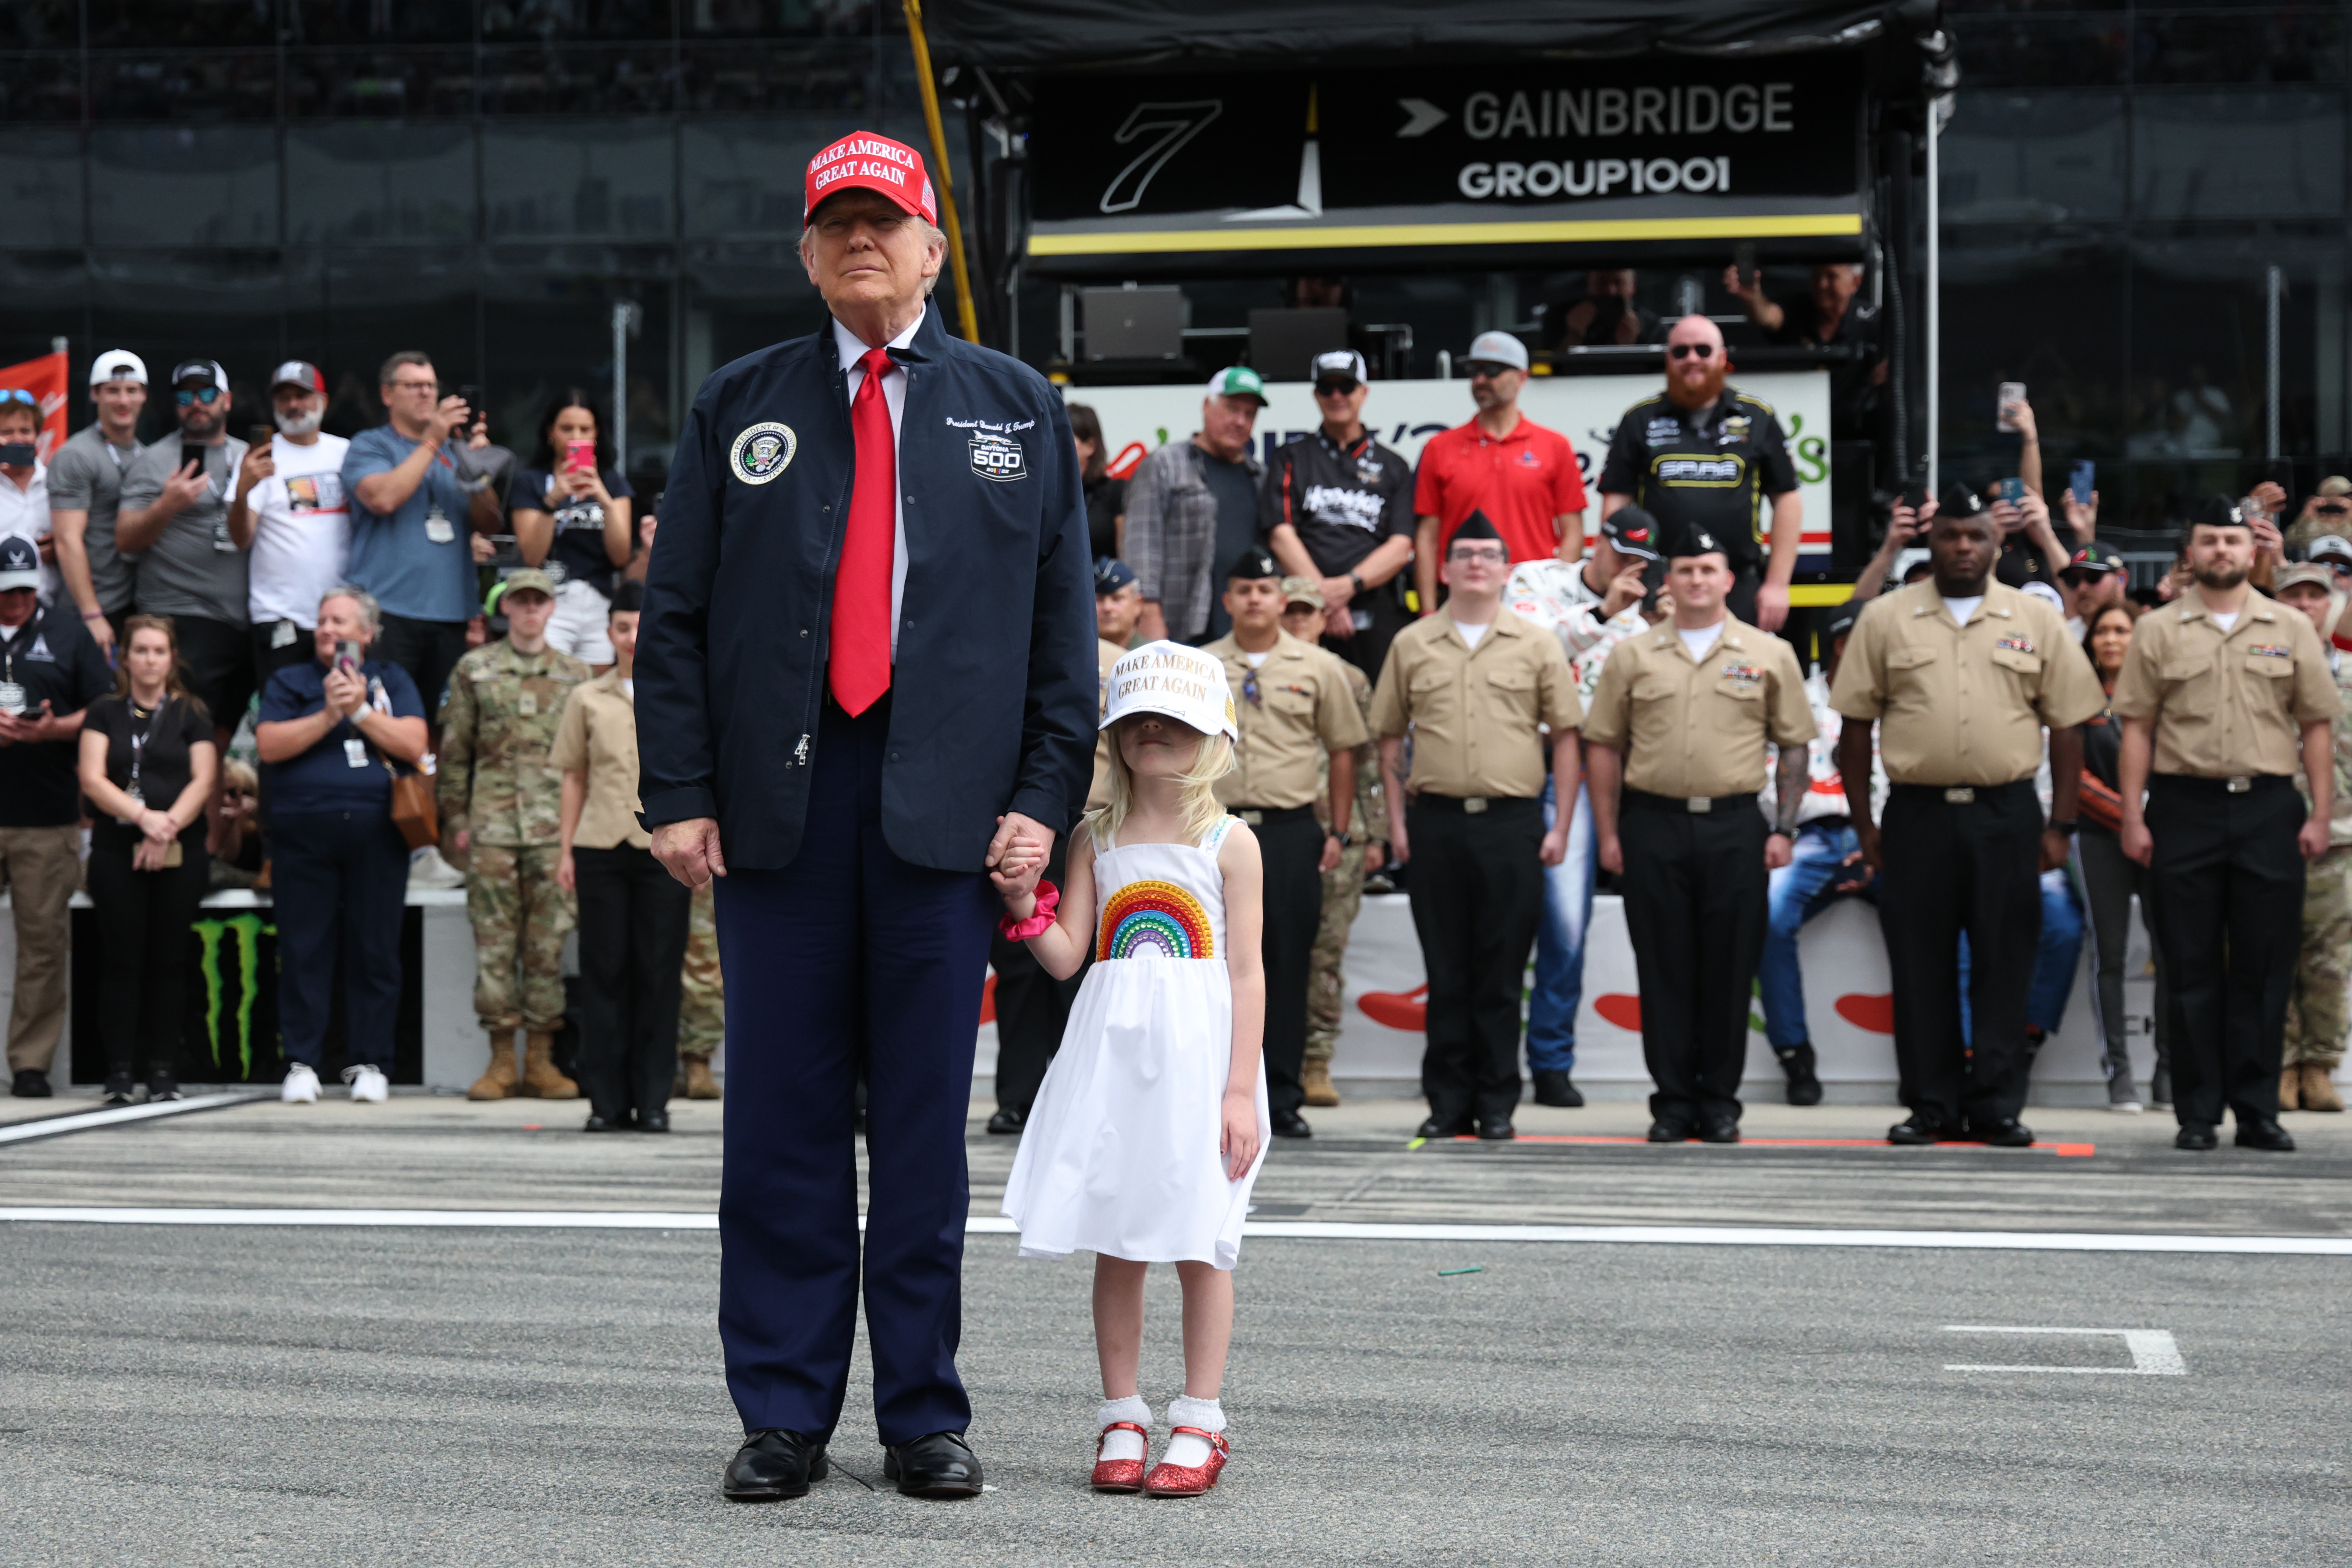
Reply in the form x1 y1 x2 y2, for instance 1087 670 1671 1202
1314 660 1385 841
1368 606 1583 800
436 639 590 847
2300 648 2352 846
2112 588 2342 779
1830 578 2103 787
1204 629 1371 811
1582 616 1815 798
1087 638 1123 812
550 671 652 850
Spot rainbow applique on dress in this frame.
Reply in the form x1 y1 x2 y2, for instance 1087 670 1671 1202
1097 879 1216 961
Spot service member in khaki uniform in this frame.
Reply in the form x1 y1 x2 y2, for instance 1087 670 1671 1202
1204 546 1368 1136
437 568 590 1101
1831 505 2103 1147
1371 514 1580 1141
2273 562 2352 1114
2115 504 2342 1151
1584 524 1815 1143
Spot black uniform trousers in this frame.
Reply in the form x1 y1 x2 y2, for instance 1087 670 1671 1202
1877 779 2044 1129
1243 805 1325 1120
574 843 691 1126
1618 790 1768 1127
2143 774 2306 1130
988 834 1082 1115
1406 793 1544 1122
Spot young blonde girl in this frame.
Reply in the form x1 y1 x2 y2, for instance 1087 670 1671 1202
992 641 1267 1497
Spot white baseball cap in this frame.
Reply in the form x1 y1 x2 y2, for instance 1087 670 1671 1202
1463 331 1530 372
89 349 147 387
1101 641 1238 742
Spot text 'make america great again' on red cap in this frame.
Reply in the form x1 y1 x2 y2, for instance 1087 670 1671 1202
804 131 938 225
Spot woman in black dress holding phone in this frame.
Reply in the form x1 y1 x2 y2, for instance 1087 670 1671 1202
78 615 216 1104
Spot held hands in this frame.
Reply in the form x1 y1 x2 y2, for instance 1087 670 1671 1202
1220 1087 1260 1181
988 814 1050 910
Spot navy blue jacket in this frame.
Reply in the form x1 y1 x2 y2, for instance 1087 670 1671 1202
636 306 1096 872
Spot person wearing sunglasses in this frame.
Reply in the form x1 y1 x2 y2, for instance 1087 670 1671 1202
2285 475 2352 556
0 390 50 606
1261 350 1415 681
1598 315 1804 633
116 360 254 751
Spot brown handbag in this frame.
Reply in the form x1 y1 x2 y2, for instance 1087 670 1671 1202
372 746 439 849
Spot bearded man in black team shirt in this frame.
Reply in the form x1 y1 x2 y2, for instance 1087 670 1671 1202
1263 350 1417 680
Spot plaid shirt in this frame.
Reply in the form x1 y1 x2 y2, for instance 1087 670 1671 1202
1123 436 1263 641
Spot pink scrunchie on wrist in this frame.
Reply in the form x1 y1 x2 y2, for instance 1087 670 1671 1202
997 879 1060 941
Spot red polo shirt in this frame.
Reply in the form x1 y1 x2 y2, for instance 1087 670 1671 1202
1412 414 1587 566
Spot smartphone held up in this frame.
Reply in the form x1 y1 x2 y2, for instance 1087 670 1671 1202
1995 381 2026 433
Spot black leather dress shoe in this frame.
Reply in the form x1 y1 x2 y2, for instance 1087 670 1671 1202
985 1106 1025 1135
882 1430 982 1497
1698 1115 1741 1144
1531 1070 1584 1108
582 1114 628 1133
637 1111 671 1133
723 1428 829 1501
1646 1119 1692 1143
1887 1114 1945 1146
1417 1113 1473 1140
2174 1122 2218 1151
1475 1115 1515 1141
1969 1117 2034 1148
2235 1117 2296 1152
10 1068 50 1098
1271 1108 1313 1139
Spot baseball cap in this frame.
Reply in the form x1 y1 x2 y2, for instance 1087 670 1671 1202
89 349 147 387
170 359 227 389
1463 331 1530 373
499 567 557 601
2318 475 2352 498
269 359 326 394
1101 641 1239 743
2063 544 2125 577
1094 556 1137 595
2274 562 2336 595
804 131 936 225
1601 505 1661 562
1281 574 1325 611
1895 547 1933 583
1825 605 1860 642
1311 350 1368 388
0 535 38 591
1205 365 1267 406
2307 534 2352 566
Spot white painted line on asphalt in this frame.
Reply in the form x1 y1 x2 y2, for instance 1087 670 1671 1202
0 1209 2346 1257
1942 1326 2187 1374
0 1090 273 1147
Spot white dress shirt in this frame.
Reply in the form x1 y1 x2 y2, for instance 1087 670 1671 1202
832 307 924 660
0 460 54 602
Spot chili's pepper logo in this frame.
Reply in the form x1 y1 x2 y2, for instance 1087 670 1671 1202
191 913 276 1078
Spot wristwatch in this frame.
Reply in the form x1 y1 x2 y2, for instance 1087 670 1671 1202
2048 818 2078 833
1348 570 1367 596
1331 831 1352 848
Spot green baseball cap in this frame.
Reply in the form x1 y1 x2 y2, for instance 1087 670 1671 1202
1205 365 1267 405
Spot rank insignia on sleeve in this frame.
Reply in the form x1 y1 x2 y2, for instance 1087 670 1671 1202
730 422 797 485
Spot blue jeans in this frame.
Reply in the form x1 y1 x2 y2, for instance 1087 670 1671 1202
1958 866 2086 1043
1759 820 1871 1051
1525 776 1597 1074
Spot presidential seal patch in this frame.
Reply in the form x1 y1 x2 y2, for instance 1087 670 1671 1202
969 431 1027 482
730 422 797 485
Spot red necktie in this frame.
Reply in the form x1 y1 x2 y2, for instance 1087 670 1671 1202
830 346 895 715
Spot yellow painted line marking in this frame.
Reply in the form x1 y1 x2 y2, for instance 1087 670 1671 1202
1029 212 1864 256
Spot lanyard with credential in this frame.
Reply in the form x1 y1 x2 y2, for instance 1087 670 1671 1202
125 699 170 809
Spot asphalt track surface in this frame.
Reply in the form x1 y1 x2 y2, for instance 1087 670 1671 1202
3 1095 2349 1565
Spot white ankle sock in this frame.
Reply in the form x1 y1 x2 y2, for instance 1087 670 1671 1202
1162 1395 1224 1468
1093 1396 1151 1464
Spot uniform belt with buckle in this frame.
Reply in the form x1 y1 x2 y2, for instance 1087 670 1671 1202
2227 776 2253 794
1944 787 1975 804
1232 803 1317 827
1463 797 1488 814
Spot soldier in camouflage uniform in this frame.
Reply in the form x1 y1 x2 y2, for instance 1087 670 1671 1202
675 880 724 1099
1282 579 1385 1107
2278 565 2351 1111
438 569 590 1101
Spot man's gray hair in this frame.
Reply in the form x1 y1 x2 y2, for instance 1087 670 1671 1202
799 218 949 299
319 584 382 635
378 349 432 387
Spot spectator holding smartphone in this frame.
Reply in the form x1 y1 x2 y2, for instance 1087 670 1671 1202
50 351 149 656
2286 475 2352 556
230 361 351 692
342 352 501 718
509 391 633 669
0 390 53 603
78 615 216 1106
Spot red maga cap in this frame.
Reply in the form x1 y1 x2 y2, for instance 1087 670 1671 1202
804 131 937 225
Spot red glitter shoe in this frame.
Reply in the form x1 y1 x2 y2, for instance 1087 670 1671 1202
1143 1428 1229 1497
1090 1421 1149 1492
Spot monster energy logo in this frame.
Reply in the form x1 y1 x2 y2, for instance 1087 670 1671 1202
192 913 276 1078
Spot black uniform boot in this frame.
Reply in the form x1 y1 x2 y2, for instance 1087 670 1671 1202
1773 1043 1823 1107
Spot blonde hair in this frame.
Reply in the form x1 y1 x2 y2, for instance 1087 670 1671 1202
1084 717 1235 849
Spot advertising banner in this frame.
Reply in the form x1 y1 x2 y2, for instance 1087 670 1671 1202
0 350 70 465
1070 368 1838 565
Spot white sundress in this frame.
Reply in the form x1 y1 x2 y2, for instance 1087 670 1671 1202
1000 817 1271 1270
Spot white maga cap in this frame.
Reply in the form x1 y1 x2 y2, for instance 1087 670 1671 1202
1100 640 1237 742
89 349 147 386
1463 330 1530 372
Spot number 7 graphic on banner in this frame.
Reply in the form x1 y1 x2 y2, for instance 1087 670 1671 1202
1101 101 1223 214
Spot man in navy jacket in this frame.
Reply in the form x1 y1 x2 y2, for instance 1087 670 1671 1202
636 130 1095 1502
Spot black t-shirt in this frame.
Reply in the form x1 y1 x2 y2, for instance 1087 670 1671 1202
1084 474 1126 561
1552 296 1662 350
512 464 635 598
1766 297 1884 439
0 603 112 829
1598 389 1799 573
1257 430 1415 578
83 692 214 846
1199 453 1262 644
